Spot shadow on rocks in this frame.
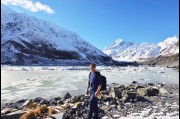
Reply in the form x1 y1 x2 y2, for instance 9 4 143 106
137 96 153 103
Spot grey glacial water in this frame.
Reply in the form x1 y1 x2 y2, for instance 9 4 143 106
1 66 179 104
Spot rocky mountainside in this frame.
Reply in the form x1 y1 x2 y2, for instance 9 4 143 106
139 53 179 67
1 4 120 66
103 36 179 62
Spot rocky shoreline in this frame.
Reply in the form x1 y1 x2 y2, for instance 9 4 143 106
1 82 179 119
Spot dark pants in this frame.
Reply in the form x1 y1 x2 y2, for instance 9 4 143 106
88 91 99 119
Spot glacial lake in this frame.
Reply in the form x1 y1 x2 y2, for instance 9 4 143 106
1 65 179 105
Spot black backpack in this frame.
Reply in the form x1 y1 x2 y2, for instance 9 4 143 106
101 76 107 91
89 72 107 91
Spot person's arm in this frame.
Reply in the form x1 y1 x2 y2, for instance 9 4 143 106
95 85 102 97
86 83 90 95
86 77 90 95
95 73 102 97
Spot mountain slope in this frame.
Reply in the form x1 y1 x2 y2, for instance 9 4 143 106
103 36 179 62
1 4 118 66
139 53 179 67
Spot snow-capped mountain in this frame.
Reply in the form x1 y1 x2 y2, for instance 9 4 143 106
103 36 179 62
1 4 117 65
158 36 179 56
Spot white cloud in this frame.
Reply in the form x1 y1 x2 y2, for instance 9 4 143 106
1 0 55 14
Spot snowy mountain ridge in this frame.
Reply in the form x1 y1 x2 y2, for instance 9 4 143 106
1 4 118 65
103 36 179 62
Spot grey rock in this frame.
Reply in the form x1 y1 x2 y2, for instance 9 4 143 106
64 92 71 99
135 85 145 90
1 110 26 119
83 99 89 107
147 88 159 96
16 99 27 103
100 105 111 113
110 104 116 108
111 89 122 99
111 83 118 86
80 95 86 101
1 108 13 114
137 96 153 103
64 105 71 110
147 83 154 87
74 102 82 109
122 96 129 103
21 99 32 107
33 97 43 103
102 96 112 102
50 99 57 105
62 112 71 119
110 100 116 105
126 92 137 100
132 81 138 84
117 105 123 111
53 97 61 101
101 90 109 95
137 88 148 96
40 99 49 105
159 87 170 94
119 85 126 90
126 85 135 90
51 113 64 119
71 97 79 103
57 100 64 105
122 90 128 97
70 108 76 114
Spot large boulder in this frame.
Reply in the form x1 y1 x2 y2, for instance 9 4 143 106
112 85 121 90
147 88 159 96
135 85 145 90
122 91 137 102
137 87 159 96
126 85 136 90
137 88 148 96
40 99 49 105
111 89 122 99
122 90 128 97
119 85 126 90
71 96 79 103
159 87 170 94
126 92 137 100
33 97 43 103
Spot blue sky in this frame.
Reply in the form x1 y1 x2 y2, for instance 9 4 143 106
2 0 179 50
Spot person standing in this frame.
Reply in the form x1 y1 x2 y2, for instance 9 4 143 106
86 63 102 119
